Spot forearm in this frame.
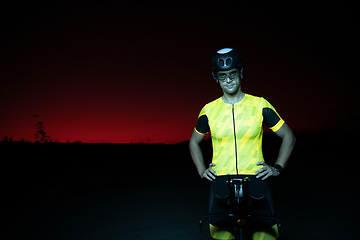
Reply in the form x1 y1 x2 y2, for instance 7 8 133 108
189 141 207 177
275 132 296 169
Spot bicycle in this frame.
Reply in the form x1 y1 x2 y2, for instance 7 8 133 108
199 175 281 240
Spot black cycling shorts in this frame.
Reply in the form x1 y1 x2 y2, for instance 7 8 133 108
209 175 276 231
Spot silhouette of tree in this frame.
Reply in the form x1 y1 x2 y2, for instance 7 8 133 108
35 122 51 143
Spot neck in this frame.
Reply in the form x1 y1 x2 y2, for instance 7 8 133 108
222 90 245 104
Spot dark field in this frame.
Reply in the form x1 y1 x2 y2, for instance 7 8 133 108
3 130 359 239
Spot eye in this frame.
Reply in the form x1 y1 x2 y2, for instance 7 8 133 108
230 71 238 77
218 74 226 80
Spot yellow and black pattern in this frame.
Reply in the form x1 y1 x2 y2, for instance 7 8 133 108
195 94 284 175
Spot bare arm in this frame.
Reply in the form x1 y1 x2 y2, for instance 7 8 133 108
256 123 296 180
273 123 296 168
189 130 217 181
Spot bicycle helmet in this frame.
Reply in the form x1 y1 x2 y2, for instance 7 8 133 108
211 48 243 79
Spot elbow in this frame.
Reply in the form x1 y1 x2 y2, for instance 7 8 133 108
189 139 196 152
189 139 199 151
289 131 296 148
281 130 296 148
292 131 296 143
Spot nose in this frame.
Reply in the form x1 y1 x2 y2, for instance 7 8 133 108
225 76 233 83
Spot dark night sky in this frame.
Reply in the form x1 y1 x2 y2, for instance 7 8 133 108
1 1 358 143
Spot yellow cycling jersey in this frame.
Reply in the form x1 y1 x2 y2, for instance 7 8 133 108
195 94 284 176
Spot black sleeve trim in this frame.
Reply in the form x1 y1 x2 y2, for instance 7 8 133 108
262 107 281 128
195 115 210 134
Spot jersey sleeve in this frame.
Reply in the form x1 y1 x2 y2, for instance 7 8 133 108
261 98 285 132
194 107 210 135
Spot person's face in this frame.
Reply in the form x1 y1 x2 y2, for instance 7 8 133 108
216 69 241 94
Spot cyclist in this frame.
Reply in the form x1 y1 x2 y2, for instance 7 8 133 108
189 48 296 240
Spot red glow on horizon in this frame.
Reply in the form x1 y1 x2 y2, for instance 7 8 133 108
1 2 356 144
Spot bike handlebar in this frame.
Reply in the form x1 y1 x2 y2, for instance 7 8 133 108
199 175 280 235
216 175 264 209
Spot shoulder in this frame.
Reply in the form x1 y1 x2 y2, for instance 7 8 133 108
206 97 222 105
202 97 223 109
243 93 264 101
198 97 222 117
245 94 274 106
243 93 266 106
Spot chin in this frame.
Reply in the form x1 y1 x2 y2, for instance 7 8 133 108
227 88 240 95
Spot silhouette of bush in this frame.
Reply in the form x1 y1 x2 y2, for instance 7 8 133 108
34 122 51 143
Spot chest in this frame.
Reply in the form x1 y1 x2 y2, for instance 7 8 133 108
208 103 263 139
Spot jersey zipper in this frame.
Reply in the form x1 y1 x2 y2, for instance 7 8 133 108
232 104 238 175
